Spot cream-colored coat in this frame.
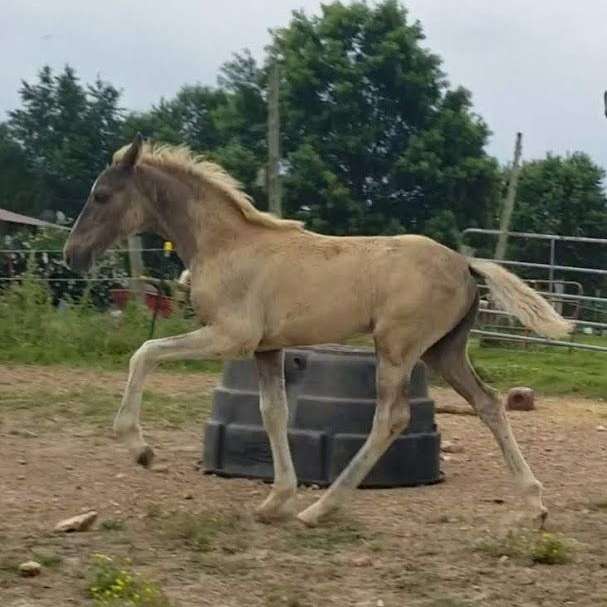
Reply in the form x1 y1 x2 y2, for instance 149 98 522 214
64 137 571 527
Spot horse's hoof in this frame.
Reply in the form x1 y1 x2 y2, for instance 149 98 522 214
536 508 549 530
254 505 292 524
254 494 296 524
296 507 322 528
135 445 155 468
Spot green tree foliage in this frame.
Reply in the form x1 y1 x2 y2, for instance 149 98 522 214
274 1 500 243
124 51 267 200
6 65 123 218
0 1 604 271
0 124 41 214
507 153 607 288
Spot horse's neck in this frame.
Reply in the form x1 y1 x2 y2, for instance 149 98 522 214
137 164 255 266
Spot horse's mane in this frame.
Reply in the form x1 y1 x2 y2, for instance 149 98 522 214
113 142 303 232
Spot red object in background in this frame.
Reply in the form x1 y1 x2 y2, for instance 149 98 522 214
110 288 173 318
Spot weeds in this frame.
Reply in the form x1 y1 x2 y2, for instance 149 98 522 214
100 519 126 532
588 499 607 511
158 509 246 553
87 554 172 607
0 269 219 373
286 519 369 553
478 530 573 565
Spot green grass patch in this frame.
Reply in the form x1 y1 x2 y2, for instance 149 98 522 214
588 498 607 511
87 554 172 607
469 339 607 399
477 530 574 565
30 548 63 568
1 274 605 400
0 272 220 373
156 509 247 554
285 519 369 553
0 385 212 429
100 519 127 532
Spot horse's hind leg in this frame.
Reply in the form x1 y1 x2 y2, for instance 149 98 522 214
423 304 547 525
297 343 419 527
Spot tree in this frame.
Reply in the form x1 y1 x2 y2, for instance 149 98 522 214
123 51 268 200
507 153 607 288
0 124 41 215
7 66 123 218
273 0 500 242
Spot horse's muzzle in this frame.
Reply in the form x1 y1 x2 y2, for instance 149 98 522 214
63 245 93 273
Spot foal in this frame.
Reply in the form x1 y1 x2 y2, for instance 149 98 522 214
64 135 572 527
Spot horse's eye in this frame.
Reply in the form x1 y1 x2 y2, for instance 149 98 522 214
94 190 110 204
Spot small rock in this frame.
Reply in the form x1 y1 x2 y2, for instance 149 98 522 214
17 475 26 481
352 555 373 567
499 555 509 564
115 473 126 479
54 511 98 533
18 459 27 465
19 561 41 577
506 387 535 411
152 465 169 474
441 440 464 454
310 484 321 490
10 429 38 438
440 454 452 463
376 600 385 607
596 425 606 432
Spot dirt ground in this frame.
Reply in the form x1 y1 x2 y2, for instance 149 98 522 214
1 364 607 607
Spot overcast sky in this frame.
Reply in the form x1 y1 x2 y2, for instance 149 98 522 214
2 0 606 171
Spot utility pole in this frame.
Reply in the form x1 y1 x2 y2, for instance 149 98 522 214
267 62 282 217
495 132 523 261
127 235 145 300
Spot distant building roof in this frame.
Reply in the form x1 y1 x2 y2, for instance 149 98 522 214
0 208 69 230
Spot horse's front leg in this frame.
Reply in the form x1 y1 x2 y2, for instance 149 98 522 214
254 350 297 521
113 325 254 467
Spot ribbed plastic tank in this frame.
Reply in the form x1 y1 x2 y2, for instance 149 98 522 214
202 345 441 488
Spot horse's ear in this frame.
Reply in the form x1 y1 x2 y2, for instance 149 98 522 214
121 133 144 168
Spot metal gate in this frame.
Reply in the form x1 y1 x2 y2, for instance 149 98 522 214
461 228 607 353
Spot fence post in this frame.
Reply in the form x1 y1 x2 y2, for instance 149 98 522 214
127 235 145 301
267 62 282 217
495 132 523 261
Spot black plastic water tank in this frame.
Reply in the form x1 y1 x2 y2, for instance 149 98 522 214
202 345 441 488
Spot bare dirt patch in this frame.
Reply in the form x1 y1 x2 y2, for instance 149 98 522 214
1 366 607 606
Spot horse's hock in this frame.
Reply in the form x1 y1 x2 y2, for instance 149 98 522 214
202 346 442 488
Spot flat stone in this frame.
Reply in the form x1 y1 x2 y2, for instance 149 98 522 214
441 440 464 454
54 511 98 533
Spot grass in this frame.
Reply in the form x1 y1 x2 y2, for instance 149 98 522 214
469 339 607 400
87 554 172 607
588 499 607 511
477 530 574 565
1 274 605 400
155 508 247 554
285 519 369 553
30 548 63 568
100 519 127 532
0 272 219 373
0 385 213 429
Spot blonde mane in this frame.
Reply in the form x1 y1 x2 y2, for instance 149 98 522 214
113 142 303 232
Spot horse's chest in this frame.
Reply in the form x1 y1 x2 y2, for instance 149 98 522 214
188 272 247 324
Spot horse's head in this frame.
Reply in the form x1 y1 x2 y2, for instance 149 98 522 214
64 134 148 272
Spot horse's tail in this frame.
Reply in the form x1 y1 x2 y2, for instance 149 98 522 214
468 259 574 339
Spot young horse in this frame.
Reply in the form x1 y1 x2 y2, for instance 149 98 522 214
64 135 572 527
